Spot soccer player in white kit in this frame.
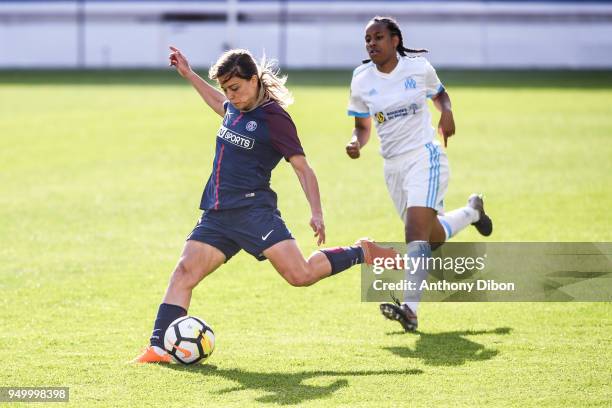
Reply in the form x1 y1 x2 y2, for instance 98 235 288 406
346 16 493 332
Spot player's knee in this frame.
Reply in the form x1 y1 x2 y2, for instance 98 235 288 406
284 270 314 287
170 259 201 289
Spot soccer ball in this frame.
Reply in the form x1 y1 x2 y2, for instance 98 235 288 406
164 316 215 365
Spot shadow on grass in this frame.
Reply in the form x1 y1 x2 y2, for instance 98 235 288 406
384 327 512 366
161 365 422 405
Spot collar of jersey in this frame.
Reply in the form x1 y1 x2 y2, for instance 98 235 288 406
233 98 272 115
373 54 403 79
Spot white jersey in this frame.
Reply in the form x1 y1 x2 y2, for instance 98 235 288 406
347 56 445 159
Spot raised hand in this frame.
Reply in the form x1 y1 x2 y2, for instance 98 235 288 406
169 46 193 78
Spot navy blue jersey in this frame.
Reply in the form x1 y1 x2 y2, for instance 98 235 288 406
200 100 305 210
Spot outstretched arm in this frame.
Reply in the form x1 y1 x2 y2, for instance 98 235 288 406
432 90 455 147
289 155 326 246
169 46 226 117
346 116 372 159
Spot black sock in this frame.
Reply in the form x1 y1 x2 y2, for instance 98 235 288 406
149 303 187 348
320 246 364 275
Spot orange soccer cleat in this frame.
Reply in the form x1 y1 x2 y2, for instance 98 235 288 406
131 346 172 364
357 238 403 269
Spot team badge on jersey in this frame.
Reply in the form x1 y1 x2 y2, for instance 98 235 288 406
246 121 258 132
404 77 417 89
375 112 386 124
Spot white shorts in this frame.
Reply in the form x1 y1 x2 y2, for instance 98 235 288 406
383 141 450 222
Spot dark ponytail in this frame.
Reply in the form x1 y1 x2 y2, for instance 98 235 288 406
361 16 428 64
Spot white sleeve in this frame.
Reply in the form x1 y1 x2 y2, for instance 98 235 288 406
424 60 445 99
347 77 370 118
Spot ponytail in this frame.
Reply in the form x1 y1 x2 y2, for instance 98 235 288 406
257 55 294 108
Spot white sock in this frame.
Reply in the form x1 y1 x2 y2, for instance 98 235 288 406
437 206 479 240
403 240 431 314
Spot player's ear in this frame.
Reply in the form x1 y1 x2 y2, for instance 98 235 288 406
391 34 400 50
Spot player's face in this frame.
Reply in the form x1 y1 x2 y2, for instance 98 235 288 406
219 74 260 111
364 22 399 66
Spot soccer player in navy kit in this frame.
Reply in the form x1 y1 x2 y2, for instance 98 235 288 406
133 47 396 363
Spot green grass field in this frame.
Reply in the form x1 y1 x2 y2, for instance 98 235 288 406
1 70 611 407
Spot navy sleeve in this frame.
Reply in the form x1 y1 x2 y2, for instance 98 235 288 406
266 106 305 161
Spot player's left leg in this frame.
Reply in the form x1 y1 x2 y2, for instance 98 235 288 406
132 210 239 363
436 194 493 241
132 240 227 363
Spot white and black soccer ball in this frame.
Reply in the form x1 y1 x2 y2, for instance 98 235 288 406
164 316 215 365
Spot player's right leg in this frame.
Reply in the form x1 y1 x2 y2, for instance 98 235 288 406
226 204 400 287
381 206 437 332
380 144 447 332
263 238 399 287
132 240 226 363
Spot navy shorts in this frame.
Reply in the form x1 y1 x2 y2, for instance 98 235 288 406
186 205 294 261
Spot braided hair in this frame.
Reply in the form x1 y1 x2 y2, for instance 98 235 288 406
362 16 428 64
